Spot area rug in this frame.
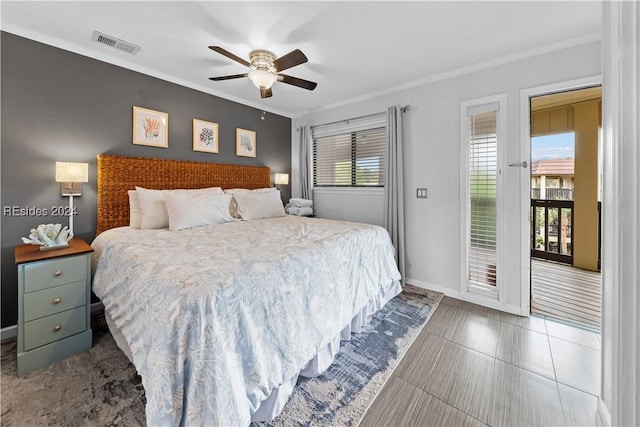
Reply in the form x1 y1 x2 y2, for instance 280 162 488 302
1 285 442 426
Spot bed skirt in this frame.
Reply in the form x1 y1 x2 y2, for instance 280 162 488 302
104 279 402 422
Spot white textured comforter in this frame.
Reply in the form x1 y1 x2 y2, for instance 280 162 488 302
91 215 401 426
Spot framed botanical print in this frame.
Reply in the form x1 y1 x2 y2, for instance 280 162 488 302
133 106 168 148
236 128 256 158
192 119 219 153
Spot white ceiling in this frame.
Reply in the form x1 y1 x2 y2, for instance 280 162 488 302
1 1 602 118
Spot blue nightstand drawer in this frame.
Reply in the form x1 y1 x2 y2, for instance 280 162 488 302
23 255 87 293
23 306 87 351
23 280 87 322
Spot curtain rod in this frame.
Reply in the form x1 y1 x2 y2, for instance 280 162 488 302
297 105 410 131
310 110 386 130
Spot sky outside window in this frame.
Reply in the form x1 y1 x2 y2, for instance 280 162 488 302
531 132 575 161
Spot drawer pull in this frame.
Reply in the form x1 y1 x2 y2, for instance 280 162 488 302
53 325 62 332
53 297 61 304
53 270 62 277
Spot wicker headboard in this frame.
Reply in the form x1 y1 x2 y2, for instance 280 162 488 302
96 154 271 234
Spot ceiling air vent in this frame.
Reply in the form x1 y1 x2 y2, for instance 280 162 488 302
92 31 141 55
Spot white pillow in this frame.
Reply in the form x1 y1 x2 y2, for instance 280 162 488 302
128 190 142 229
224 187 277 218
136 186 224 229
224 187 276 194
165 193 235 231
233 190 286 220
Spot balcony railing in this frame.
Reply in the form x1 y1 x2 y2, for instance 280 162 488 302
531 199 574 264
531 188 540 199
531 188 574 200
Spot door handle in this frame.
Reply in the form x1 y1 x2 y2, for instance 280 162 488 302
508 161 528 168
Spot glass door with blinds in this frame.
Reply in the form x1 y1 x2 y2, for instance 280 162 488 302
461 95 507 300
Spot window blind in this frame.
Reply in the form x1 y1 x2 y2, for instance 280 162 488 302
312 115 386 187
468 108 498 287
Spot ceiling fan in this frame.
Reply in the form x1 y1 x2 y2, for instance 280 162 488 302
208 46 318 98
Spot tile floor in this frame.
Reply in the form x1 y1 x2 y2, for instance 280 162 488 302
360 296 602 427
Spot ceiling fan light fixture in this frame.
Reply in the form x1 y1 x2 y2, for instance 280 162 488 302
248 69 277 89
209 46 316 97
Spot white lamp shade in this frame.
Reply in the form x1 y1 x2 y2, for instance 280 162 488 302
275 173 289 185
248 69 277 89
55 162 89 183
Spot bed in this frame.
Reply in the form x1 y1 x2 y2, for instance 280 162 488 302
91 154 402 426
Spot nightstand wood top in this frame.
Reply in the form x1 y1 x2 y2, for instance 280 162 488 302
15 238 93 265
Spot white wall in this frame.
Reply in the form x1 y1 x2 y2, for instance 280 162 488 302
292 40 601 309
313 188 384 226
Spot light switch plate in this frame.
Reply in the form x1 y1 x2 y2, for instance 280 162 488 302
416 188 428 198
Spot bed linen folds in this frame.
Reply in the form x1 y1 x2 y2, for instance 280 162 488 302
91 216 401 426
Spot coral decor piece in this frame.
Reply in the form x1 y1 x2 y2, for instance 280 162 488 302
21 223 72 249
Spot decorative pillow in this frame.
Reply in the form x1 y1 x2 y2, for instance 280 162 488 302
128 190 142 229
165 193 235 231
224 187 277 218
233 190 286 220
135 186 224 229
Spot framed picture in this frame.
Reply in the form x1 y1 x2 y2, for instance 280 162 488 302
192 119 219 153
236 128 256 158
133 106 168 148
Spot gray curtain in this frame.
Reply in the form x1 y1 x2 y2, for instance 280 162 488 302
299 125 311 200
384 106 406 285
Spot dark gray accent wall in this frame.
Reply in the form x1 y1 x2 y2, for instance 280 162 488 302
1 32 292 328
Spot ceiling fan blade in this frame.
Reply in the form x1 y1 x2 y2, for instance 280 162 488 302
273 49 308 72
278 74 318 91
209 73 249 81
208 46 250 67
260 88 273 98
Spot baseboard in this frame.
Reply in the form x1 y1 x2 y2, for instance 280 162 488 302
597 397 611 427
1 302 105 342
1 325 17 341
407 278 461 298
406 277 523 316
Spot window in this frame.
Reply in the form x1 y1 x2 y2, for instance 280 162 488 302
546 177 560 188
461 95 506 299
468 108 499 288
312 114 386 187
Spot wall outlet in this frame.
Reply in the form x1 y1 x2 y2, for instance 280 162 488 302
416 188 428 198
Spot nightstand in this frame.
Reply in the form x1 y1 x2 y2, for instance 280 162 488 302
15 238 94 376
